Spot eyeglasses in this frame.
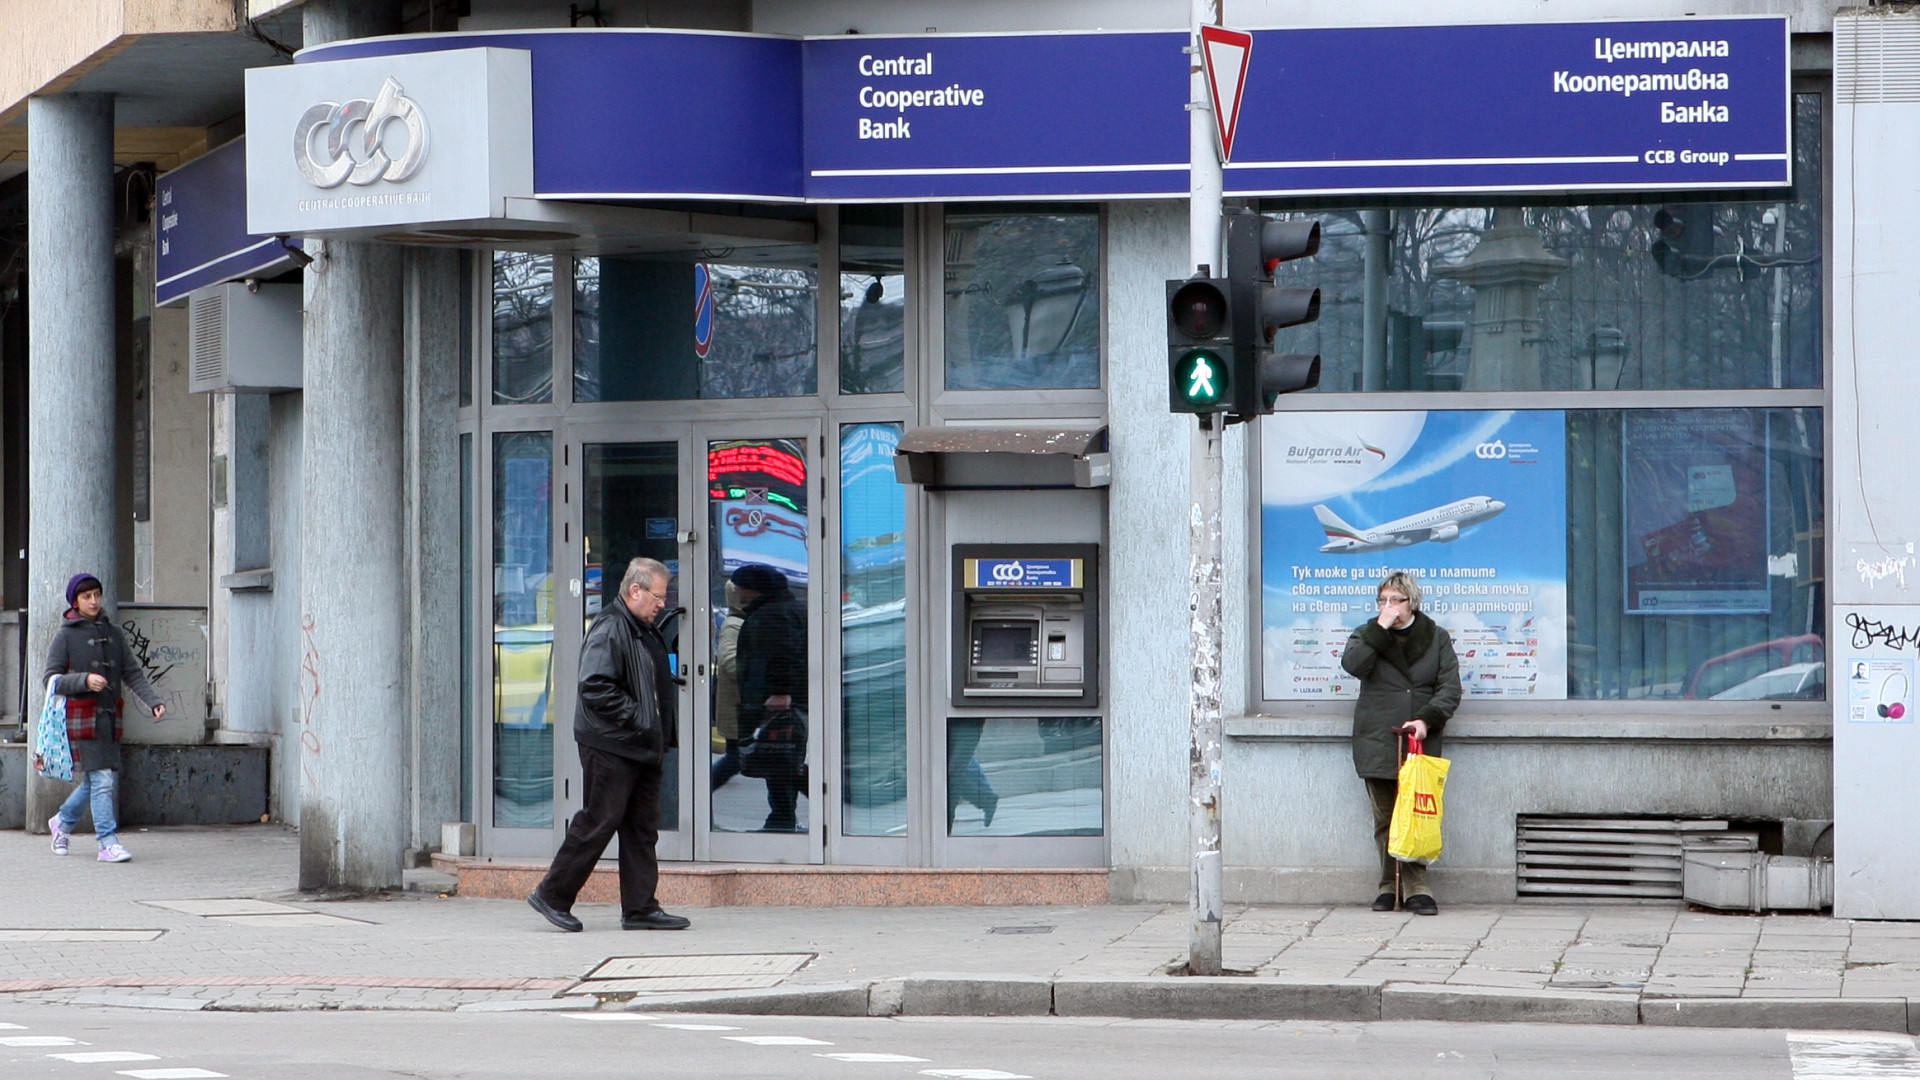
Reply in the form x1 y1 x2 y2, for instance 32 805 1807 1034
1376 595 1409 606
648 591 669 603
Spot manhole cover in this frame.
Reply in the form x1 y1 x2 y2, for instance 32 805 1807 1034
569 952 815 996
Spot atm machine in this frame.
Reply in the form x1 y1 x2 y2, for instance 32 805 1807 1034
953 545 1098 708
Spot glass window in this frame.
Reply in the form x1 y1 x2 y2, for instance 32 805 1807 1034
492 252 553 405
492 431 553 828
574 249 819 401
840 423 907 836
1266 94 1823 393
708 438 811 834
944 205 1101 391
583 442 682 831
840 207 906 394
1257 407 1824 703
947 717 1103 837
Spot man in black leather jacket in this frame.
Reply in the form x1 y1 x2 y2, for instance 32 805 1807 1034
528 557 690 932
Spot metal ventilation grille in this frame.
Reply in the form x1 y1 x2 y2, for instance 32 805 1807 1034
1837 14 1920 104
189 290 226 388
1517 816 1732 901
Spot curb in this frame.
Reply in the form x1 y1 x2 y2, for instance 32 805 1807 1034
1640 996 1911 1032
1053 977 1379 1021
608 984 872 1016
1381 984 1639 1026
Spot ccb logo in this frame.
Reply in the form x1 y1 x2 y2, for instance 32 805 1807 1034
989 562 1026 582
294 77 429 189
1474 440 1507 460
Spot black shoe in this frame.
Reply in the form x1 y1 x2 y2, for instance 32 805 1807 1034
1370 892 1396 912
528 891 582 932
1405 894 1438 916
622 909 691 931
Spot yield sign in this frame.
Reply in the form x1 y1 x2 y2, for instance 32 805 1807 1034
1198 25 1253 163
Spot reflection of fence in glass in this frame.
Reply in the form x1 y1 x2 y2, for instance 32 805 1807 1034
948 717 1102 838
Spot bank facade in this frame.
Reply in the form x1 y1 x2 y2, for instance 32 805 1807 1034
4 0 1914 916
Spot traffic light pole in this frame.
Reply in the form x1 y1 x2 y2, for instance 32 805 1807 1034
1186 0 1226 978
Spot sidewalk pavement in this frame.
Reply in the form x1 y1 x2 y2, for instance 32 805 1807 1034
4 824 1919 1031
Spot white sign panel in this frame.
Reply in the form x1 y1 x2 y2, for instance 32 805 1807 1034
246 47 532 236
1833 605 1920 919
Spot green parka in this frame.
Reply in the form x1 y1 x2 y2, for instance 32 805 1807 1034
1339 612 1462 779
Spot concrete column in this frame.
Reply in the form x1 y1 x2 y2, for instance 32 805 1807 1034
404 247 463 857
298 0 405 890
25 93 116 833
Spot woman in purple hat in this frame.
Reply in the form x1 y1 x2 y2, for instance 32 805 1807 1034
38 573 166 862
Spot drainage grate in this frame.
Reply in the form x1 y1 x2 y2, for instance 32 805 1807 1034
1516 816 1735 901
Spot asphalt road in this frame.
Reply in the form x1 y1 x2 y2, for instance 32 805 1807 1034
9 1001 1911 1080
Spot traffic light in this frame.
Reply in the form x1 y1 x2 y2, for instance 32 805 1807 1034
1166 276 1234 413
1224 211 1322 418
1650 204 1714 277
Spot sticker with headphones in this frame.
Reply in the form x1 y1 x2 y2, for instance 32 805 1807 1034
1879 670 1909 720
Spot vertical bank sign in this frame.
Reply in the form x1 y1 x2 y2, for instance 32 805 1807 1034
1261 411 1569 701
246 47 533 236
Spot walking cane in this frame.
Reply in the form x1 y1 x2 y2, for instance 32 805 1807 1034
1393 728 1405 912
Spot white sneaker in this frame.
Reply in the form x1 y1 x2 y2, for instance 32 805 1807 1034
48 816 69 856
97 843 131 863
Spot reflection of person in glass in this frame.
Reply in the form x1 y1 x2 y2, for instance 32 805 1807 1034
528 558 690 932
1340 572 1461 917
946 719 999 831
709 581 747 789
732 564 808 831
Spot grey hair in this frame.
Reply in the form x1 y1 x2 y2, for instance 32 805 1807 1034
620 557 669 599
1378 571 1422 612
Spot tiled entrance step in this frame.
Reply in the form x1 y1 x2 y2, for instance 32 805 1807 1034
429 856 1109 907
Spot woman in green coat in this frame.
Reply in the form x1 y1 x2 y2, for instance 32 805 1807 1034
1340 572 1461 915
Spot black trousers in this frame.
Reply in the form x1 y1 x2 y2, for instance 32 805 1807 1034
537 744 663 915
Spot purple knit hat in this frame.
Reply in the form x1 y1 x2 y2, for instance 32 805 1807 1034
65 572 103 607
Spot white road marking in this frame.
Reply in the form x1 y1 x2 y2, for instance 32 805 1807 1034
0 1023 24 1029
1787 1032 1920 1079
919 1071 1033 1080
51 1052 163 1063
1 1036 81 1046
724 1035 834 1046
819 1053 933 1063
116 1071 228 1080
560 1013 658 1021
652 1023 741 1031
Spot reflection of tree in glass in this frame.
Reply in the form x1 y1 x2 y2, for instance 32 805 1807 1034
699 265 818 399
1268 94 1823 393
840 274 905 395
572 256 602 403
944 213 1100 390
492 251 554 404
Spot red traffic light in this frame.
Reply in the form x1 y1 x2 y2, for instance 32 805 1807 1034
1170 279 1230 340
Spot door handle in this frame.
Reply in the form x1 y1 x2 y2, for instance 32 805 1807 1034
677 529 699 544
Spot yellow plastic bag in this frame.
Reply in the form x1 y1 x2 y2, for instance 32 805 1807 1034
1387 747 1450 865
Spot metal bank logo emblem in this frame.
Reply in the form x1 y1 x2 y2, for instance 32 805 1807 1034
294 77 429 189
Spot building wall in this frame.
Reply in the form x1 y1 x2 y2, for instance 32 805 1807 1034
147 300 209 606
0 0 237 122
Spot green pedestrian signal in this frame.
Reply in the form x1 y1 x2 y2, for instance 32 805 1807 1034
1175 349 1227 407
1166 277 1234 415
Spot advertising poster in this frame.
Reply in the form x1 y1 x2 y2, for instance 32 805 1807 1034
1261 410 1568 701
1848 658 1915 724
1622 410 1771 615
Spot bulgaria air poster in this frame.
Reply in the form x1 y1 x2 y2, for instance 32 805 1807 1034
1261 410 1568 701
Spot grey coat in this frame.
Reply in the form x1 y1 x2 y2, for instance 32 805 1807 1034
43 609 165 773
1339 612 1462 779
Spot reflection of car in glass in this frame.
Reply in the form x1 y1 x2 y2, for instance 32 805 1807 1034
1710 661 1825 701
1685 634 1824 699
841 597 906 808
494 625 554 728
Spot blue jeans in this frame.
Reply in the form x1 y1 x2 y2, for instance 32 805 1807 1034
58 769 119 847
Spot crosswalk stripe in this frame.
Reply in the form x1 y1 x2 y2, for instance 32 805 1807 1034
1787 1032 1920 1079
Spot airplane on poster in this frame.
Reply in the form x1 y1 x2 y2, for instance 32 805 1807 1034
1313 496 1506 554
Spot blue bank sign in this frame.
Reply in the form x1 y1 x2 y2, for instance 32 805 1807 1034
291 16 1786 204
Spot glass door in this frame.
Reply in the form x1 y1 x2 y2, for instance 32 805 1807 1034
554 424 696 863
700 423 821 864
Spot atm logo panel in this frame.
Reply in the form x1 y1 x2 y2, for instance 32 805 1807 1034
964 558 1083 589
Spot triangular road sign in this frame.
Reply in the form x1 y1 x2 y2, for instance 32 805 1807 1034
1198 25 1253 163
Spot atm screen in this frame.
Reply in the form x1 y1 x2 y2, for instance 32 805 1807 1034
975 623 1036 665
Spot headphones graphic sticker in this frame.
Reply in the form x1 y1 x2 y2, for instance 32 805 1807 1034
1880 670 1910 720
